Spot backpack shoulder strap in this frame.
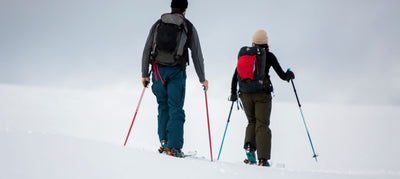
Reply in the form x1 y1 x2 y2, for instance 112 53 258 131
184 19 193 39
150 19 162 63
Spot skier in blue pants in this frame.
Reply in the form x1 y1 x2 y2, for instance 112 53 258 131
152 66 187 150
141 0 208 157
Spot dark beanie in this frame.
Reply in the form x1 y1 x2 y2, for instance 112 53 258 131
171 0 188 9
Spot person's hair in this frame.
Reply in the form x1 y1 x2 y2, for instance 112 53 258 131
171 8 186 14
254 43 269 52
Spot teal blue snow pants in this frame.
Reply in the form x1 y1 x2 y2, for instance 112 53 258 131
151 66 186 149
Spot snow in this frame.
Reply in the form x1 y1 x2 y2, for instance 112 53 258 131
1 83 400 179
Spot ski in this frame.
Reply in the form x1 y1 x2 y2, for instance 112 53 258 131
270 162 286 168
243 159 285 168
243 158 257 165
183 150 198 158
158 147 197 158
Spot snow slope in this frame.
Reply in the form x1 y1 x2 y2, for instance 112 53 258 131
2 132 399 179
1 84 400 178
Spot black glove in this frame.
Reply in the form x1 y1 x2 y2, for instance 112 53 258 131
285 70 295 82
229 92 238 102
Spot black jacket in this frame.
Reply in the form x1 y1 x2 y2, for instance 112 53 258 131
231 51 290 93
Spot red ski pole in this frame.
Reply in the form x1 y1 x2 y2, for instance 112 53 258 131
204 88 213 161
124 86 147 146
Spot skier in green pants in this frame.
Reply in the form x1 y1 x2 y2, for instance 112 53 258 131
230 29 295 166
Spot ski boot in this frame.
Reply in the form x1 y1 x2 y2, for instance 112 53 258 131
243 143 257 165
169 148 184 158
258 158 270 167
158 140 170 154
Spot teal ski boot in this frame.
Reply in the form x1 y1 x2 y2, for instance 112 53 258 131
243 143 257 165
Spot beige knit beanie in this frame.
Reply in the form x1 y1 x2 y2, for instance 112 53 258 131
252 29 268 45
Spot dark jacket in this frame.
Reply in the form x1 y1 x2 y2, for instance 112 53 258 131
231 51 290 94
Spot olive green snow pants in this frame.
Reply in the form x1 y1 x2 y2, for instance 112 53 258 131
240 91 272 160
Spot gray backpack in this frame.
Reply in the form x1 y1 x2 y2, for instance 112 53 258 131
150 13 189 67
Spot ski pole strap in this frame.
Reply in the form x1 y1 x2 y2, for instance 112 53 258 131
144 70 152 88
237 99 243 110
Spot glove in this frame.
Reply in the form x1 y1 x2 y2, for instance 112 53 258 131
285 70 295 82
229 92 238 102
142 77 150 87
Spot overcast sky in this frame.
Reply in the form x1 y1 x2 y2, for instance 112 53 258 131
1 0 399 105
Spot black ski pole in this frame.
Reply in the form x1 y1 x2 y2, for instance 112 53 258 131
290 79 318 162
217 101 235 160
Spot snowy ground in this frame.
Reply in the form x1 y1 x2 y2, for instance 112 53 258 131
1 83 400 179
